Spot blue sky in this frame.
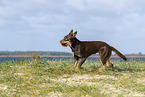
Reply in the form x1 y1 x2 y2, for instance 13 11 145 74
0 0 145 54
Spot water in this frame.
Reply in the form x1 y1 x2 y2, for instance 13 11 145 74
0 56 145 62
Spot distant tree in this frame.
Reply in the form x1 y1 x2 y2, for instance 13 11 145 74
138 52 142 56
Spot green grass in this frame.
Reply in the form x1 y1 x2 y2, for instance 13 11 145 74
0 59 145 97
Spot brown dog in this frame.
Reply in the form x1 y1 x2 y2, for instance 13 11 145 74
60 30 127 70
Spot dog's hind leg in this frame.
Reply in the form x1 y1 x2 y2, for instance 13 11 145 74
107 60 114 71
99 47 111 70
99 49 107 70
100 56 107 70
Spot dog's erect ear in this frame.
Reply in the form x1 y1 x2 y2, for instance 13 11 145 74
73 31 77 37
69 29 73 35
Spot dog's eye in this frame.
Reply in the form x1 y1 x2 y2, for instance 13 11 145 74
64 37 67 40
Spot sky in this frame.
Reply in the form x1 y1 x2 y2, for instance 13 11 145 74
0 0 145 54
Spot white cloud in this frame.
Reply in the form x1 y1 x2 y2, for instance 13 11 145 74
0 0 145 53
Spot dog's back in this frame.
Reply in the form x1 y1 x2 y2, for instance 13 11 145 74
80 41 110 57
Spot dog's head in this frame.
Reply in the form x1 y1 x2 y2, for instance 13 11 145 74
60 29 77 47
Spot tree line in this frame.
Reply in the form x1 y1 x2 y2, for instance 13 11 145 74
0 51 144 57
0 51 72 56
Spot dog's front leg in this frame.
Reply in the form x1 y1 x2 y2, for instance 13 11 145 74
78 58 87 69
73 60 78 69
72 56 79 70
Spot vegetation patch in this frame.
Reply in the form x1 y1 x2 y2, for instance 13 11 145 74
0 59 145 97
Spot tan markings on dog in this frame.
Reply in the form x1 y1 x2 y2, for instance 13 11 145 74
60 40 65 44
72 52 81 58
72 52 81 57
78 66 83 69
65 41 72 47
75 54 81 57
60 43 66 47
106 60 113 71
100 54 106 70
72 52 74 56
60 40 72 47
72 60 78 70
60 40 66 47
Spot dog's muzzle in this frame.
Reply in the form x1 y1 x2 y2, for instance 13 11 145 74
60 40 67 47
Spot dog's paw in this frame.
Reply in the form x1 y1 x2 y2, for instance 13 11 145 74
78 67 83 69
72 67 75 70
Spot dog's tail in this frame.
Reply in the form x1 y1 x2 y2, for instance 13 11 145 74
110 46 127 61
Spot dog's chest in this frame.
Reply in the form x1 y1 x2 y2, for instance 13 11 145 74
71 45 82 57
